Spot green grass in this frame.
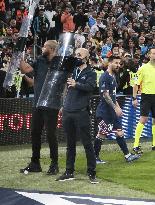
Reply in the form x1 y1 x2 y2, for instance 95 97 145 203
0 141 155 200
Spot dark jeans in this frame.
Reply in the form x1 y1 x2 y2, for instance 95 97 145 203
31 108 59 164
63 110 96 175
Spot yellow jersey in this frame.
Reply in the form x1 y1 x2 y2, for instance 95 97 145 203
96 69 104 87
136 62 155 94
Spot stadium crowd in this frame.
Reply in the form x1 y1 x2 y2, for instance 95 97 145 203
0 0 155 98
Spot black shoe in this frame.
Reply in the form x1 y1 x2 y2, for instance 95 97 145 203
56 172 74 181
125 153 140 163
133 146 143 154
47 163 59 175
20 162 42 173
88 174 99 184
152 146 155 151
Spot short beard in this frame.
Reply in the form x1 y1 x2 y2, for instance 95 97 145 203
113 68 119 74
42 51 48 57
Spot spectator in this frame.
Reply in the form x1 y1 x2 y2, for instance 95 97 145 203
0 51 16 98
61 5 75 32
0 0 6 22
101 37 112 59
91 31 103 48
52 7 63 40
74 26 85 48
15 2 28 30
117 38 124 56
127 39 136 58
119 58 138 95
88 11 97 28
142 19 151 33
149 10 155 28
9 19 19 33
138 36 148 56
73 7 88 31
33 8 50 51
44 4 56 40
106 43 120 58
90 16 106 36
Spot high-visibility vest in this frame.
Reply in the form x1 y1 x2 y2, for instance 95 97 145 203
96 70 104 87
123 70 137 89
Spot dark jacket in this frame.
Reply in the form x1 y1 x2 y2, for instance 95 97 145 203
73 13 88 30
33 15 50 35
63 65 97 112
33 55 72 109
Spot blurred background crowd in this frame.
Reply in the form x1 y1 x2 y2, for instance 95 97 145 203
0 0 155 98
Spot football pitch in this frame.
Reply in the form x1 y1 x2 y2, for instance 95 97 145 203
0 141 155 200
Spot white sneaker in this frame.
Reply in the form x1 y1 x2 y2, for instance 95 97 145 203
96 157 106 164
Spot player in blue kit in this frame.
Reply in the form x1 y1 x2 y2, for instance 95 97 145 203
94 56 140 163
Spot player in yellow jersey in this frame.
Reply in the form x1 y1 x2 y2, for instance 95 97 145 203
132 47 155 154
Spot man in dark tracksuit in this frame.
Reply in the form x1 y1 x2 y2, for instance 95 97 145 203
56 48 98 184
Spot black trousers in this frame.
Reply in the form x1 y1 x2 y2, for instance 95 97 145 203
62 110 96 175
31 108 59 164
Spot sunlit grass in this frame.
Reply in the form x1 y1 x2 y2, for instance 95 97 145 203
0 141 155 200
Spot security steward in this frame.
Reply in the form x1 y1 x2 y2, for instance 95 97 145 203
56 48 98 183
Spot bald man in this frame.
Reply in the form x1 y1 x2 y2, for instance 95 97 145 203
20 40 61 175
56 48 98 183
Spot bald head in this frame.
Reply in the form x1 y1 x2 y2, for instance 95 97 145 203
74 48 90 68
42 40 58 60
75 48 90 60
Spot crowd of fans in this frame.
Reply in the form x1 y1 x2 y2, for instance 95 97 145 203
0 0 155 97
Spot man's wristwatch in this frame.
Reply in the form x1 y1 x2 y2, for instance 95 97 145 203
132 97 137 101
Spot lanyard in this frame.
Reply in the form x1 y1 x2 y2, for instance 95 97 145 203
75 68 82 80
